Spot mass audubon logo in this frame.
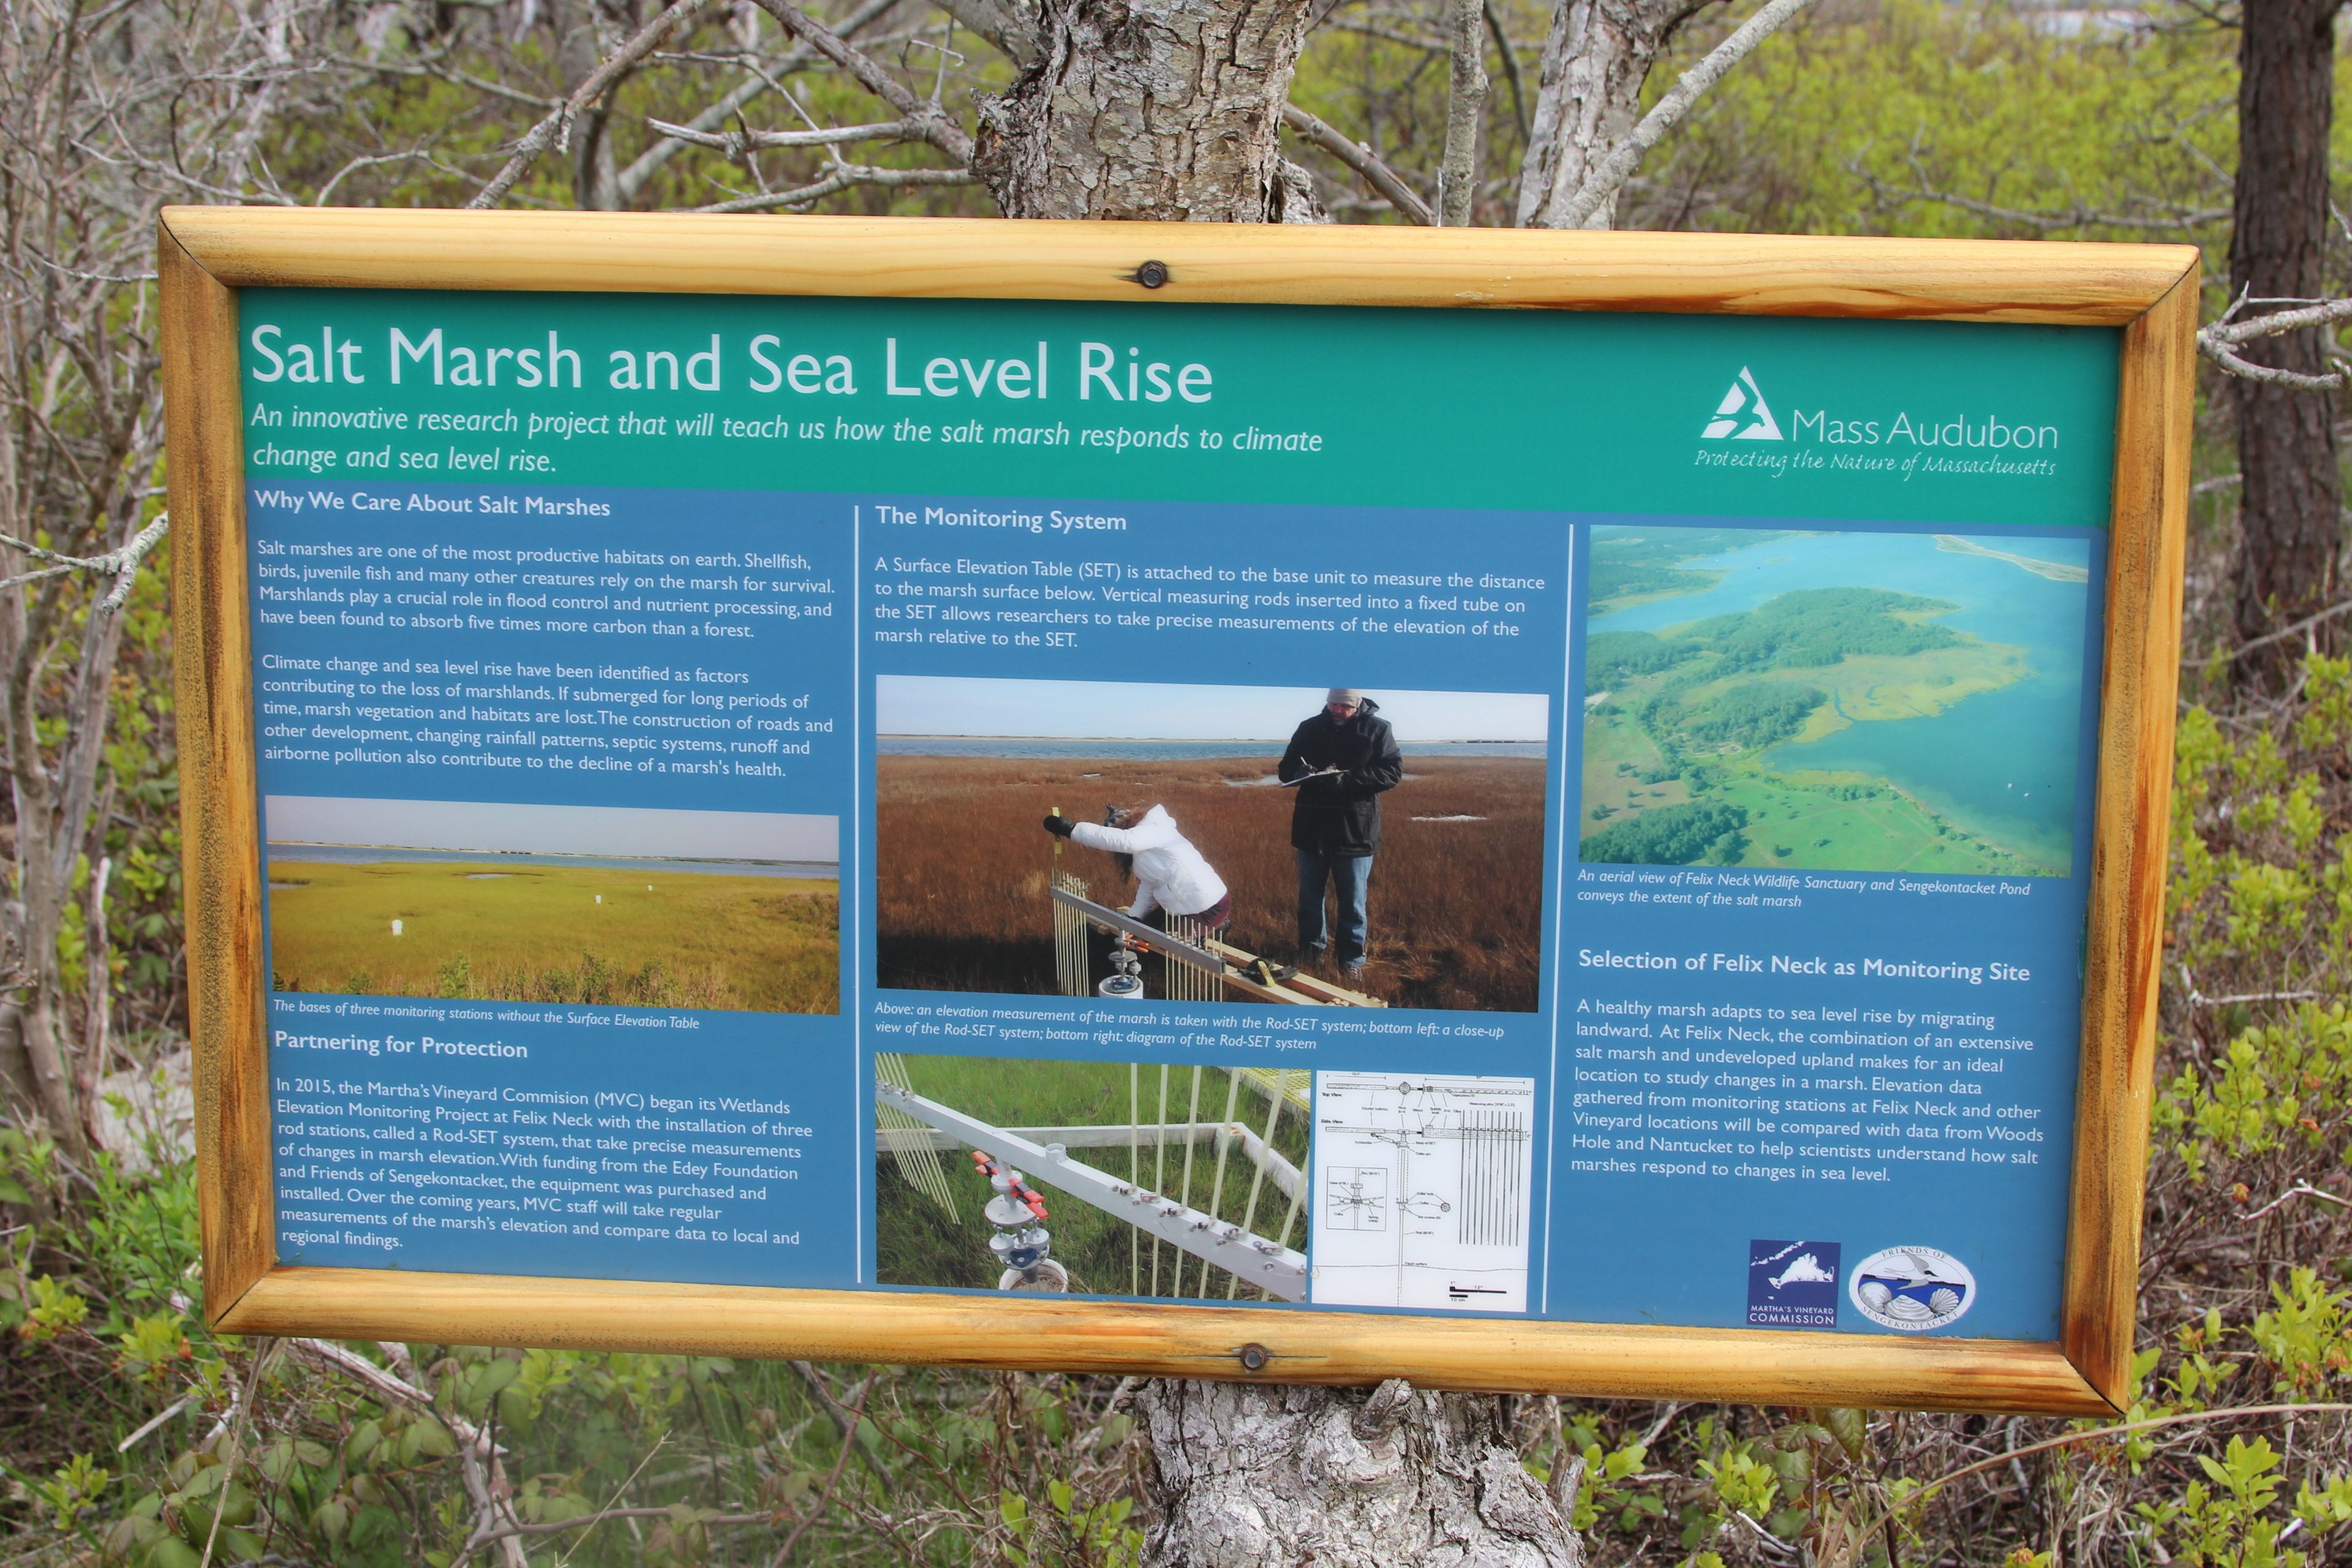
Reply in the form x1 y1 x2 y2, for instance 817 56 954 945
1697 365 2063 469
1849 1246 1977 1332
1702 366 1782 441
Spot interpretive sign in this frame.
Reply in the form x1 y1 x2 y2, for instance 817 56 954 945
163 209 2196 1414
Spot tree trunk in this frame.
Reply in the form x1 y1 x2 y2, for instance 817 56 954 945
0 646 87 1159
2230 0 2345 668
973 0 1323 221
0 1001 36 1126
1138 1379 1580 1567
556 0 622 209
1439 0 1490 226
1517 0 1713 229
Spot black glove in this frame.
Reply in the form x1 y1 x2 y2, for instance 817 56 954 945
1042 815 1076 839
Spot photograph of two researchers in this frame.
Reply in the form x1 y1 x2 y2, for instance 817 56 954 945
873 674 1550 1014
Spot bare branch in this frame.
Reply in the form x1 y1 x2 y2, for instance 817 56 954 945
745 0 974 160
2241 1182 2352 1221
312 149 439 205
469 0 717 209
620 74 775 198
2203 292 2352 347
614 0 909 203
2198 338 2343 390
1283 104 1433 225
1485 0 1528 141
0 513 167 609
1554 0 1814 230
2183 594 2352 666
693 164 973 211
649 117 913 153
1853 168 2228 233
1327 18 1447 52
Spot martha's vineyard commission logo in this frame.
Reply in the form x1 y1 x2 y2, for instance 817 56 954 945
1695 365 2061 479
1848 1246 1977 1332
1747 1238 1839 1328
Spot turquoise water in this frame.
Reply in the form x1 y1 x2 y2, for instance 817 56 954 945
1587 529 2097 872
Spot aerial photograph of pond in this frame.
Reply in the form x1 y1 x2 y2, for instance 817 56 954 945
1577 523 2097 876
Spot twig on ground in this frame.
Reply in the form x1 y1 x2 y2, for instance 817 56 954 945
2242 1183 2351 1222
116 1394 195 1453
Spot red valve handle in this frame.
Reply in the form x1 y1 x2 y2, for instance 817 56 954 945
968 1148 1049 1220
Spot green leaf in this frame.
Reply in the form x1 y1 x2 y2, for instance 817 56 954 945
146 1537 203 1568
410 1416 458 1459
311 1496 351 1541
1823 1407 1868 1461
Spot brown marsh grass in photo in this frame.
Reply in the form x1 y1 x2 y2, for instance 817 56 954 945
876 755 1544 1011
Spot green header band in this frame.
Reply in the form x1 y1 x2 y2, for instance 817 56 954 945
240 288 2120 527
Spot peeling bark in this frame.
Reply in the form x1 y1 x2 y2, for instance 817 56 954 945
1516 0 1713 230
973 0 1323 221
1138 1379 1580 1567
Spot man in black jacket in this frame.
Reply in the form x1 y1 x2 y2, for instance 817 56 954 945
1278 688 1403 976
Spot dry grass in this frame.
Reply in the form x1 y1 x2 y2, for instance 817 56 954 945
876 755 1545 1011
266 860 840 1013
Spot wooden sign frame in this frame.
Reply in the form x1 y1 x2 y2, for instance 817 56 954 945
161 207 2196 1415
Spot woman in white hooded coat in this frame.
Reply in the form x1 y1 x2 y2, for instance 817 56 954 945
1042 805 1232 931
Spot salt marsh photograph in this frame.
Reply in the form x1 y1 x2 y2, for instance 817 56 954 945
876 675 1550 1011
263 796 839 1012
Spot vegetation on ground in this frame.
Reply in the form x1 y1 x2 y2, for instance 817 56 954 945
7 651 2347 1567
266 862 840 1014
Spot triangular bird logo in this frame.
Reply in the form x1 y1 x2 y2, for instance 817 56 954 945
1703 366 1783 441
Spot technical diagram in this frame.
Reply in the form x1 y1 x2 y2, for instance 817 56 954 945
1308 1071 1536 1313
1325 1166 1389 1232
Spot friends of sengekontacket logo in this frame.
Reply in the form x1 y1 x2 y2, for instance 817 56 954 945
1848 1245 1976 1331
